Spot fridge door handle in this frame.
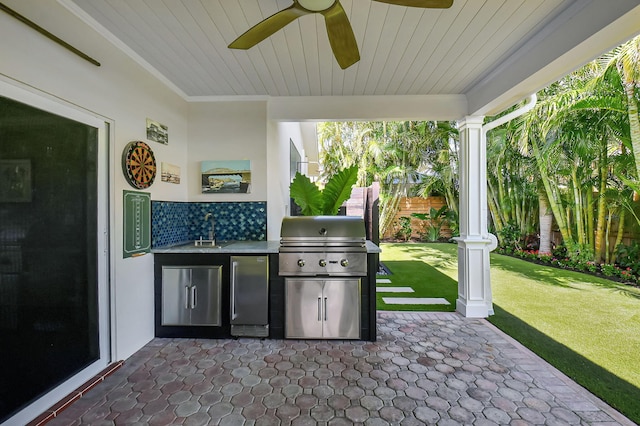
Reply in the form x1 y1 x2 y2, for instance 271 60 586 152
184 285 190 310
191 285 197 309
324 297 328 321
231 261 238 320
318 297 322 321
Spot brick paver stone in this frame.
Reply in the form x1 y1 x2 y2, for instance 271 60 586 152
45 312 635 426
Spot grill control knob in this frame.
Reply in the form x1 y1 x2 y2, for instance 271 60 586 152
340 259 349 267
297 259 305 267
319 259 327 267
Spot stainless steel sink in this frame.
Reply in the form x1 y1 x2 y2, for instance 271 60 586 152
194 239 233 248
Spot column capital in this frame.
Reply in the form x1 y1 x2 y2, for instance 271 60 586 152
457 115 485 127
453 236 492 246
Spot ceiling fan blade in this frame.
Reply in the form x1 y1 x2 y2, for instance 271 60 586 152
229 4 309 49
372 0 453 8
321 1 359 69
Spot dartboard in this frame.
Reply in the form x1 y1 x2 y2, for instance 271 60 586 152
122 141 156 189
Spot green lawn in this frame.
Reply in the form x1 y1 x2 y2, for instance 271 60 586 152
377 243 458 311
378 242 640 424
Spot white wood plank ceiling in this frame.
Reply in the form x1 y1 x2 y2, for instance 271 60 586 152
64 0 571 98
62 0 640 111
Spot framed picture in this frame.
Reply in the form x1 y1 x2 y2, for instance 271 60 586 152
161 162 180 184
201 160 251 194
0 160 32 202
146 118 168 145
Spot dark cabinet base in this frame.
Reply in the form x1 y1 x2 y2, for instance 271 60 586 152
154 254 230 339
154 252 378 341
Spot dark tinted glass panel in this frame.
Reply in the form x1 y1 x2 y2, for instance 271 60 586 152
0 96 99 421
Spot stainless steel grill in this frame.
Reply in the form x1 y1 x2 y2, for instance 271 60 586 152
279 216 367 277
279 216 367 340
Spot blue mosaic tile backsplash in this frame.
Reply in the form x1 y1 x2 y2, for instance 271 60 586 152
152 201 267 247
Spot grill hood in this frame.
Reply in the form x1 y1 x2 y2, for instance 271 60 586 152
280 216 366 244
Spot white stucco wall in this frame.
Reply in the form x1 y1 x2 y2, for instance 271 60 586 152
266 121 308 239
0 0 286 370
0 0 189 362
187 101 268 203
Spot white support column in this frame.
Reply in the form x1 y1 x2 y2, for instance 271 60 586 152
455 116 495 318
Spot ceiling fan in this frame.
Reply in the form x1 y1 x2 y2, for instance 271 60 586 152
228 0 453 69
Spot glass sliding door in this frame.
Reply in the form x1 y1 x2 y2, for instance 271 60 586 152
0 89 109 423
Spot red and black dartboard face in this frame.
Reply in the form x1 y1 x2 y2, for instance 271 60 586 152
122 141 156 189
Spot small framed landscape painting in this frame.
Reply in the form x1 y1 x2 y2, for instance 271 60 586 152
161 162 180 184
146 118 168 145
201 160 251 194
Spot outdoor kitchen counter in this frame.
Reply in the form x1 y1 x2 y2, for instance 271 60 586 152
152 240 380 341
151 240 280 254
151 240 380 254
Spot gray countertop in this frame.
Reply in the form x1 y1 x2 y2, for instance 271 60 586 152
151 240 381 254
366 241 381 253
151 240 280 254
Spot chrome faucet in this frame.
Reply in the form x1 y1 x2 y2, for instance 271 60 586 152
204 212 216 242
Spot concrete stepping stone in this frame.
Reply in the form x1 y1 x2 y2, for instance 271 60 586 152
376 278 392 284
382 297 451 305
376 287 414 293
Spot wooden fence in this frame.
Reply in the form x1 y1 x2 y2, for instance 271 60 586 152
382 196 452 240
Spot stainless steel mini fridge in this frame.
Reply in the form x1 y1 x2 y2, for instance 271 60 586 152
230 256 269 337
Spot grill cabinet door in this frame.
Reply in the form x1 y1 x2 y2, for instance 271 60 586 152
285 278 324 338
189 266 222 326
323 279 361 339
162 267 191 325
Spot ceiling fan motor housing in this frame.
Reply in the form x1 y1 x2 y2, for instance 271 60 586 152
297 0 337 12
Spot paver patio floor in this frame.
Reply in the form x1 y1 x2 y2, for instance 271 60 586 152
46 312 634 425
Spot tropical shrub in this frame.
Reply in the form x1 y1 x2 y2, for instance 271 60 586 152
538 252 553 263
564 242 595 264
499 247 640 285
497 222 522 251
585 261 599 273
395 216 412 241
445 209 460 237
290 165 358 216
552 243 568 259
412 206 449 242
600 264 617 277
615 241 640 275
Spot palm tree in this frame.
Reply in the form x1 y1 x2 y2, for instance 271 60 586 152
600 36 640 181
316 37 640 255
486 121 538 241
511 54 638 262
318 120 462 237
545 55 638 261
538 187 554 254
514 79 588 258
414 121 460 216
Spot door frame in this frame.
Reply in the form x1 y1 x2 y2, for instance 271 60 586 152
0 76 114 425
